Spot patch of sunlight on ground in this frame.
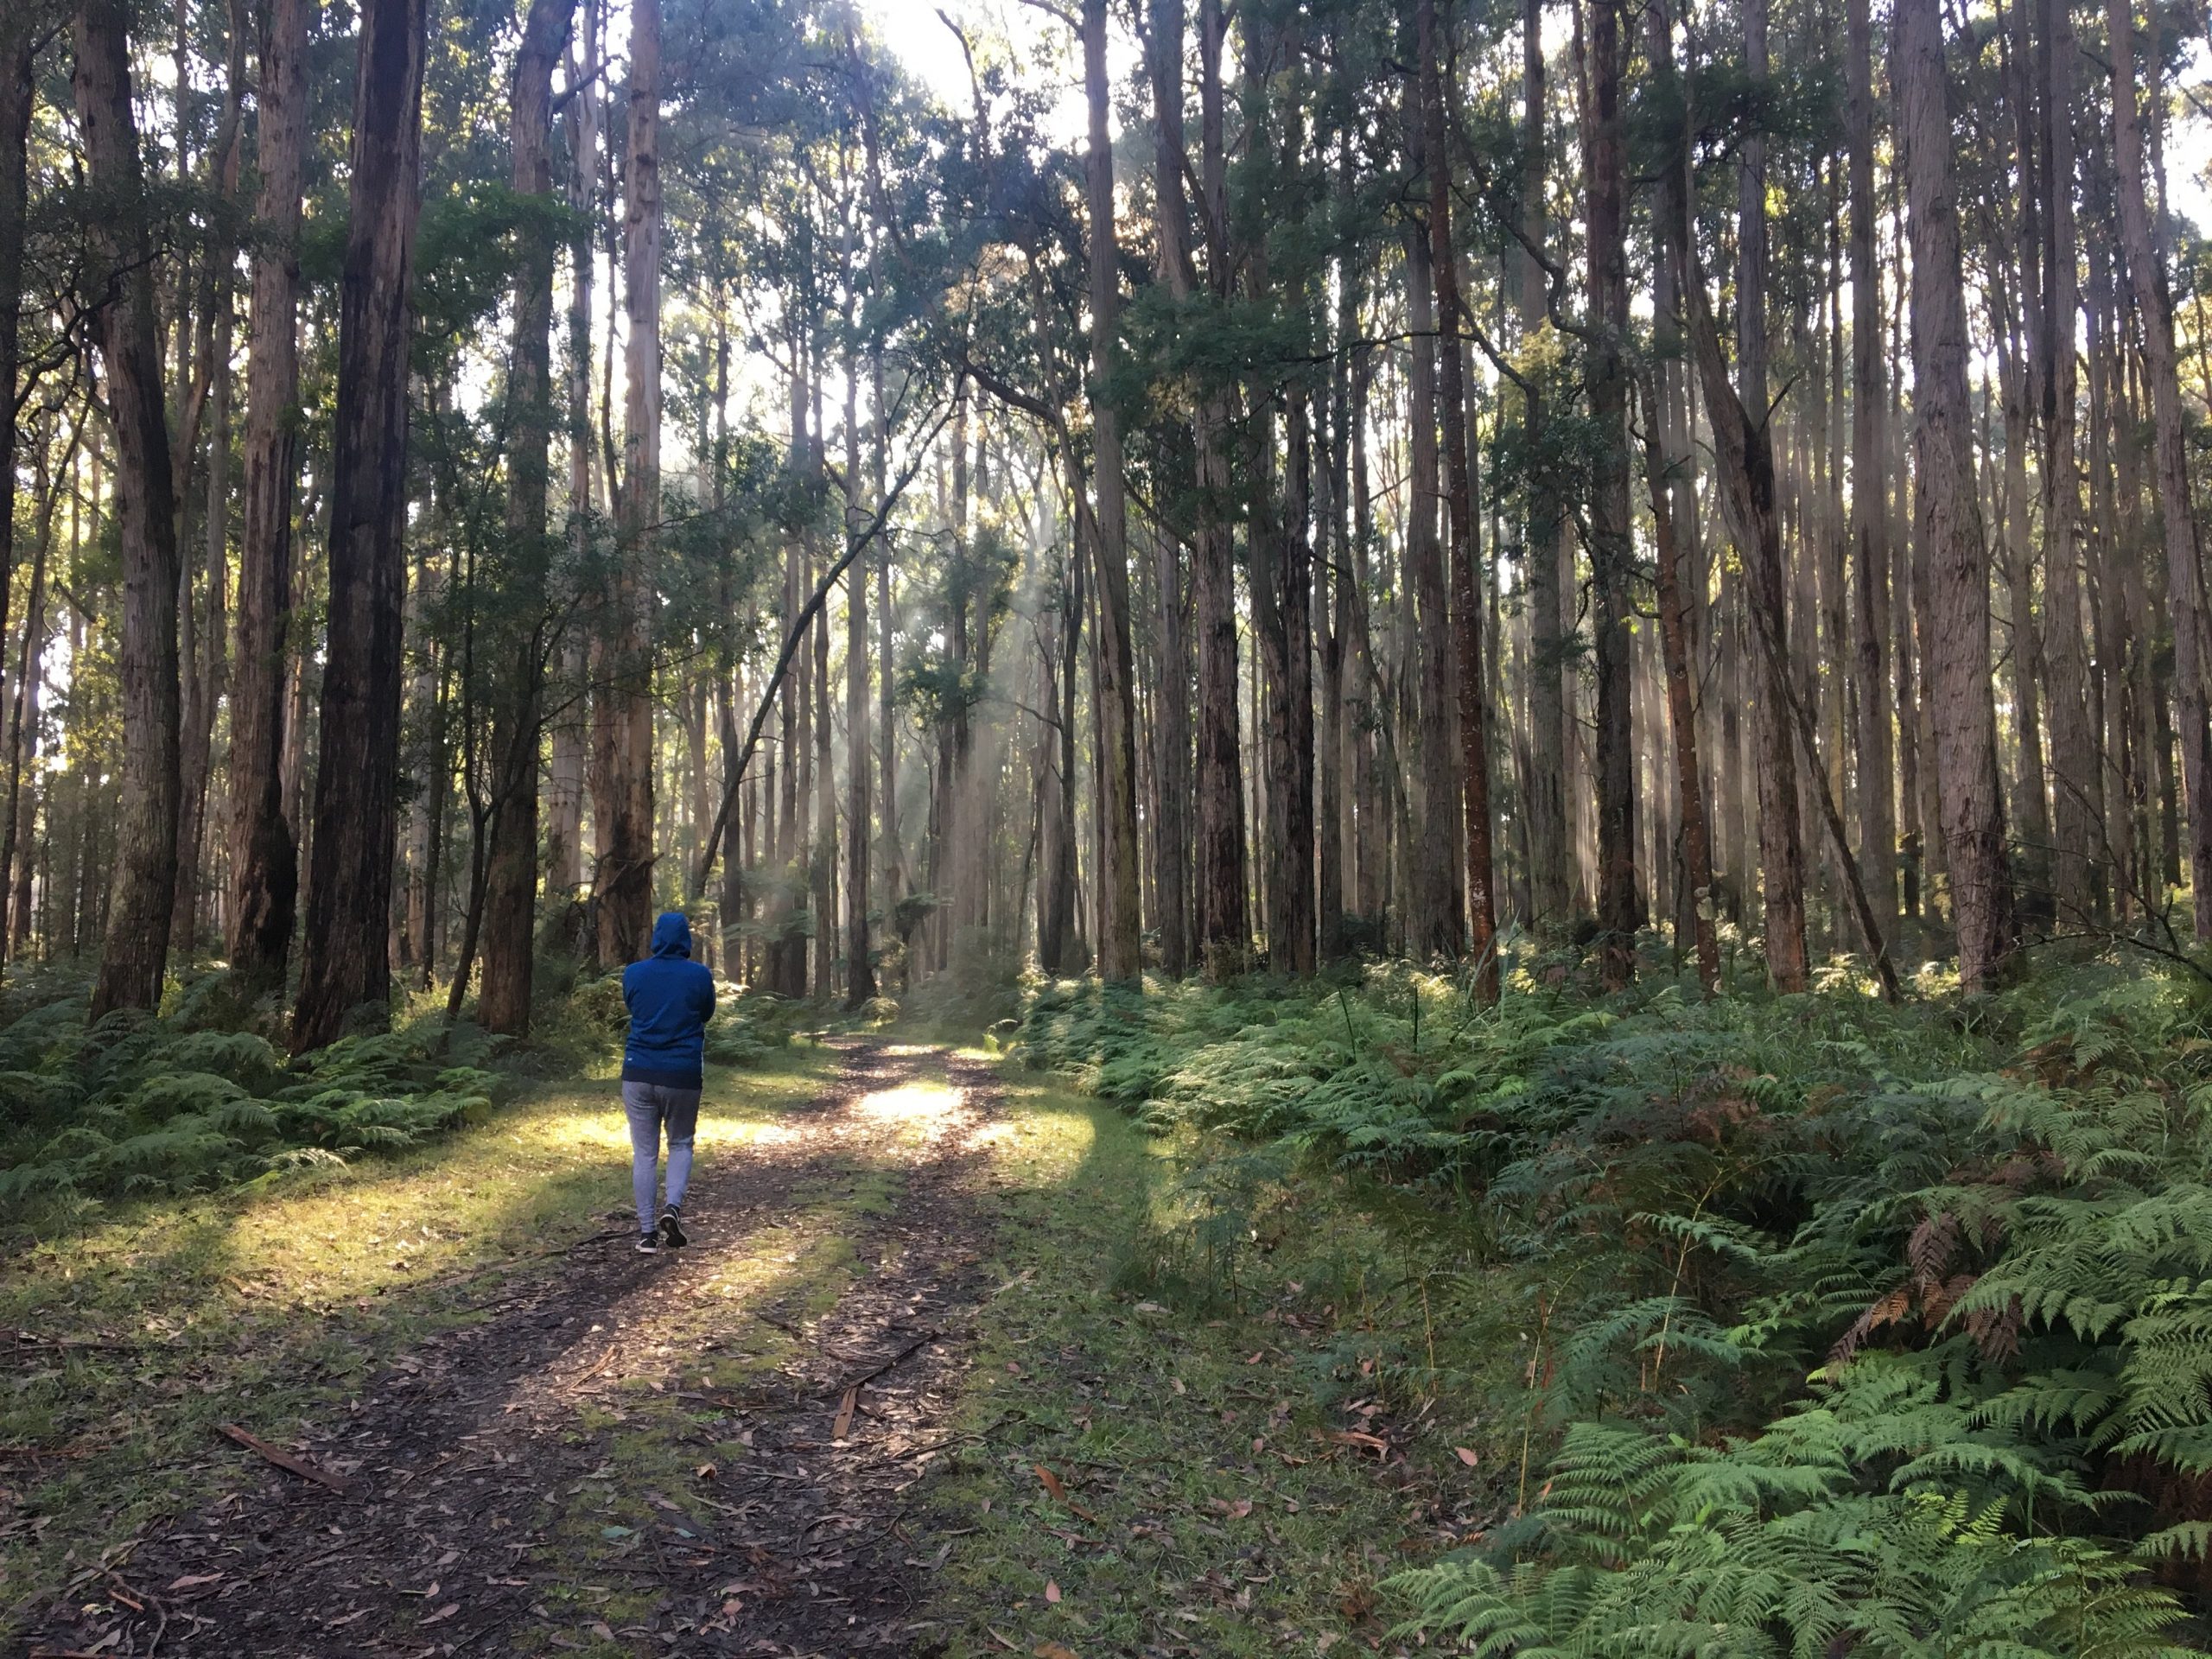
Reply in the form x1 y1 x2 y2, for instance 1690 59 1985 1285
13 1051 842 1327
858 1079 961 1124
971 1076 1097 1188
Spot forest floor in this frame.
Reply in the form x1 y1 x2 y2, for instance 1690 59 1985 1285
6 1035 1488 1658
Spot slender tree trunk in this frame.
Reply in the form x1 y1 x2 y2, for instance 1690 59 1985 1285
2108 0 2212 937
1147 0 1194 976
290 0 427 1048
1418 0 1498 997
171 25 244 961
1733 0 1807 989
547 0 595 918
844 333 874 1007
2035 0 2098 922
1082 0 1142 981
2 430 57 957
1191 0 1247 975
1847 0 1897 950
1583 0 1639 988
0 4 46 963
1645 204 1720 992
1402 208 1460 958
1899 0 2014 988
874 352 898 931
1038 544 1083 975
480 0 573 1034
594 0 659 969
174 277 232 959
1518 0 1569 931
75 0 184 1020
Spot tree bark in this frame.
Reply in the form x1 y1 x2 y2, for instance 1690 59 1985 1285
546 0 595 918
594 0 659 969
1899 0 2014 988
844 327 874 1007
1147 0 1194 977
1847 0 1897 949
1081 0 1142 981
1582 0 1639 988
1418 0 1498 998
480 0 573 1034
0 4 47 961
290 0 427 1048
2 426 59 957
2108 0 2212 938
75 0 184 1020
1402 195 1461 959
1190 0 1247 976
2037 0 2098 922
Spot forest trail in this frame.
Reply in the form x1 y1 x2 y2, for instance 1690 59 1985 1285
29 1043 1006 1658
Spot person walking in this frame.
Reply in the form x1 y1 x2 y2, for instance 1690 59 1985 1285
622 911 716 1253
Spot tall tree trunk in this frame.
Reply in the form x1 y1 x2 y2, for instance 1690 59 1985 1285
1519 0 1570 931
1646 239 1720 991
1191 0 1247 975
1847 0 1896 949
844 334 874 1007
1899 0 2014 988
171 21 244 961
546 0 595 919
2108 0 2212 937
2038 0 2098 922
592 0 659 969
1038 545 1083 975
1402 207 1460 957
1583 0 1639 988
75 0 184 1020
480 0 572 1034
0 3 48 963
1147 0 1194 977
1418 0 1498 998
1994 334 2052 931
1243 24 1314 979
290 0 427 1048
2 428 57 957
874 348 898 935
1731 0 1808 989
1082 0 1142 981
174 275 232 959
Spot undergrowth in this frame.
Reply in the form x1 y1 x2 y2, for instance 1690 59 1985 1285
0 963 797 1224
1019 956 2212 1655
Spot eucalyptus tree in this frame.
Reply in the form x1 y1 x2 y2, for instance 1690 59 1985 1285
292 0 429 1050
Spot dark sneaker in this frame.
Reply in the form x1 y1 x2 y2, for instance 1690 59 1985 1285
658 1207 688 1249
635 1231 661 1254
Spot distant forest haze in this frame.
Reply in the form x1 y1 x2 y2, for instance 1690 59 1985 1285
3 0 2212 1034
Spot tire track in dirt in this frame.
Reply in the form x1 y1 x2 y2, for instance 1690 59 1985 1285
29 1042 1005 1657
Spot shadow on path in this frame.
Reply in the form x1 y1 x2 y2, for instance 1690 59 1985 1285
29 1042 1004 1658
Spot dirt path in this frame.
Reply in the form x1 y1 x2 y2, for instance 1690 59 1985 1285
31 1043 1002 1658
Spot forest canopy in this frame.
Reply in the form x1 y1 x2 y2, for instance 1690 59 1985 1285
3 0 2211 1022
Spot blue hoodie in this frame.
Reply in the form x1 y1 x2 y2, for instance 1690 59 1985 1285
621 912 717 1089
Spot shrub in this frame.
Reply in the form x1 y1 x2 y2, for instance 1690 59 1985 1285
0 966 505 1218
1023 956 2212 1644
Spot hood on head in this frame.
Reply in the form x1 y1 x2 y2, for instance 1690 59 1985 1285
650 912 693 958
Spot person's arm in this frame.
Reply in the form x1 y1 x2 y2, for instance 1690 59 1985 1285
697 969 716 1023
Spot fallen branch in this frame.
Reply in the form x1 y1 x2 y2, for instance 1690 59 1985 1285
827 1328 941 1396
4 1327 139 1352
216 1423 359 1496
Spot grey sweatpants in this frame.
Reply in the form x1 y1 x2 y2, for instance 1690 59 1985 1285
621 1081 700 1235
